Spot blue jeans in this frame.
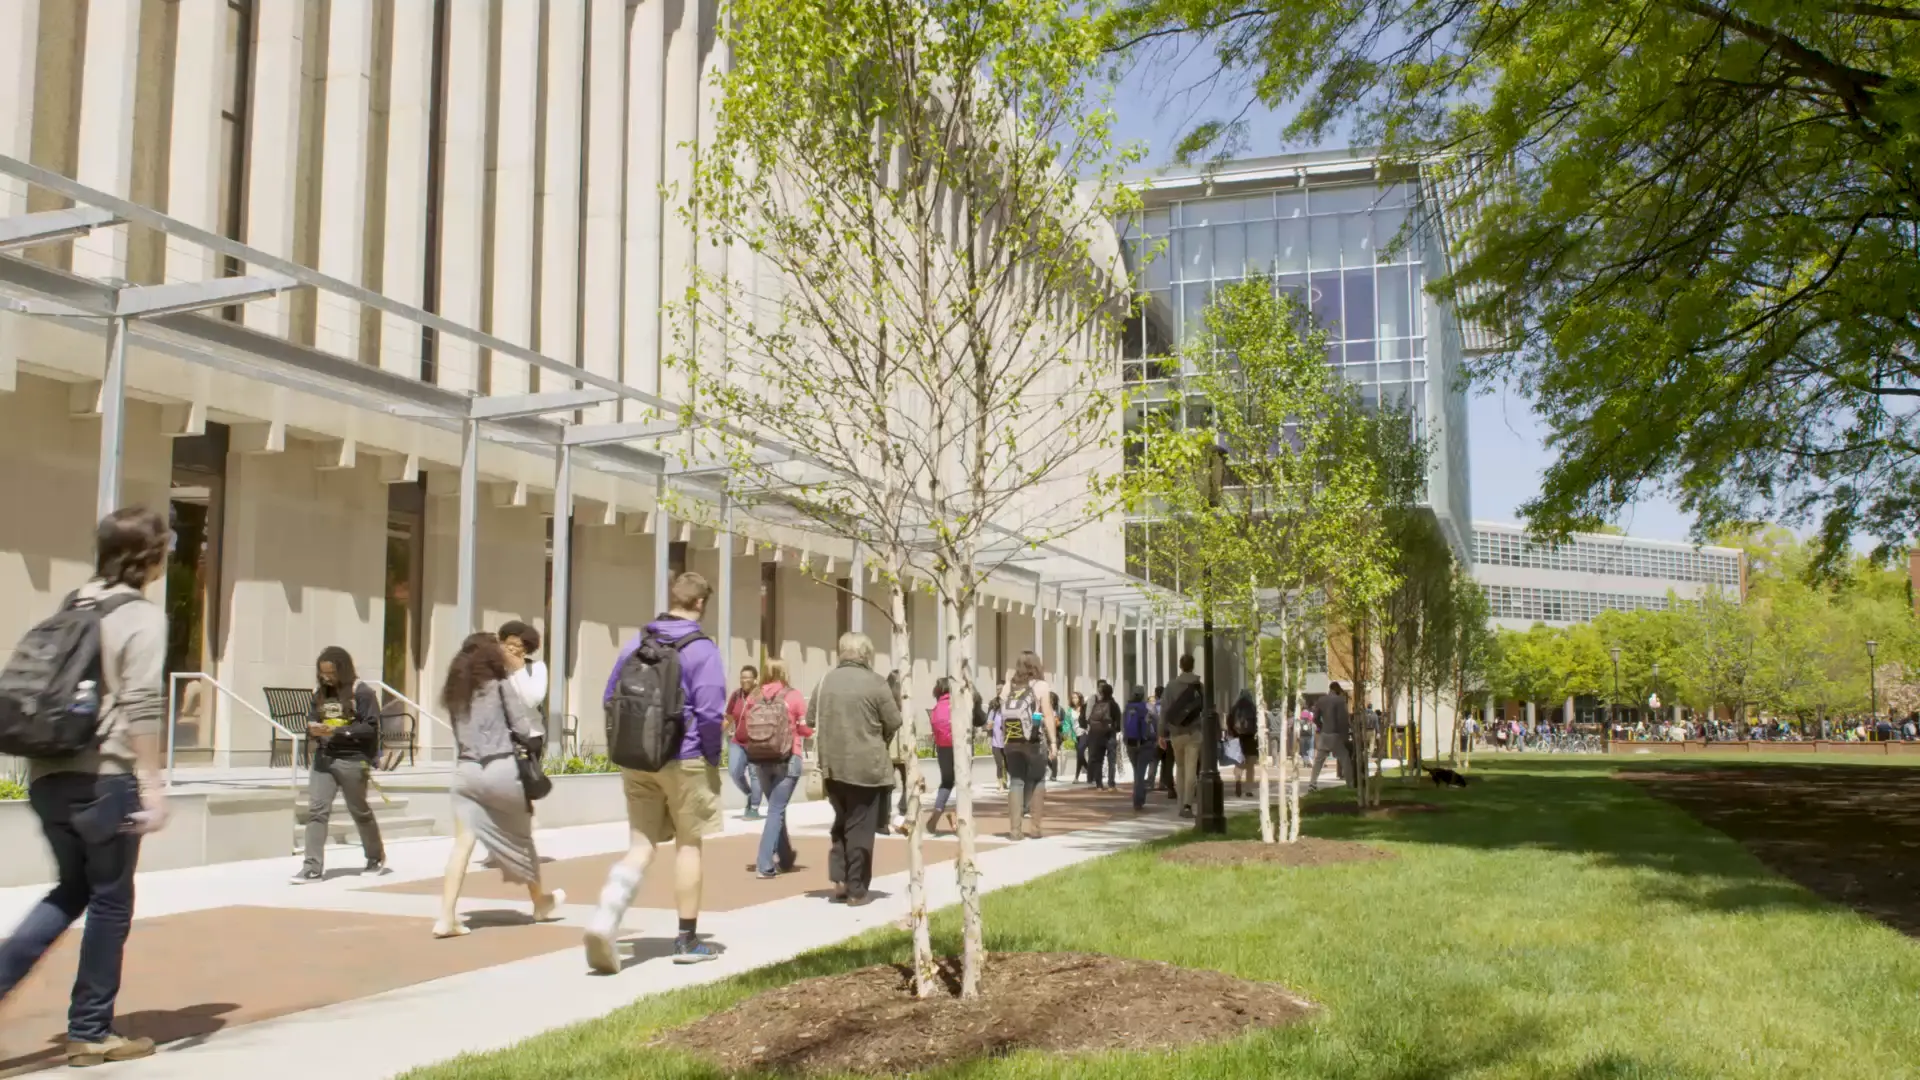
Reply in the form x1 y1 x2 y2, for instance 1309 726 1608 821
751 755 801 875
0 773 143 1042
1128 741 1158 809
727 742 762 812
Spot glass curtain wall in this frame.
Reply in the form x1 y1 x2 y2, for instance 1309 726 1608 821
1119 180 1433 576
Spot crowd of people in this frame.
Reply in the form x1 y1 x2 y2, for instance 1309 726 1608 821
0 507 1298 1067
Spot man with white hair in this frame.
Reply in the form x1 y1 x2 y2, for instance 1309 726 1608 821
807 633 902 906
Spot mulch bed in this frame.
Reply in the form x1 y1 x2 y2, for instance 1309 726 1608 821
654 951 1315 1076
1305 800 1447 818
1160 836 1393 868
1625 764 1920 938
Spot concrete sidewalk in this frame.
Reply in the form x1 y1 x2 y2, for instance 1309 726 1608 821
0 782 1221 1080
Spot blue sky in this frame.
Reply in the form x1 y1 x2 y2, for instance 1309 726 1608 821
1106 48 1700 544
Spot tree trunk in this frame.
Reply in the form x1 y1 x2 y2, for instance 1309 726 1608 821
889 568 933 999
948 580 985 1000
1255 650 1272 844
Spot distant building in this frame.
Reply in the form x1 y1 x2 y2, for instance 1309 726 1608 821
1471 521 1745 632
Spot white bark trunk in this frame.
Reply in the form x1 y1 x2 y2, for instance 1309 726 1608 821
1256 660 1273 844
949 578 984 1000
891 571 933 999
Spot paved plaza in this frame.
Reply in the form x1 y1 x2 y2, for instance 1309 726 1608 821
0 777 1244 1078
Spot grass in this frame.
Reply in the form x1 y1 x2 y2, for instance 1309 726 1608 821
404 757 1920 1079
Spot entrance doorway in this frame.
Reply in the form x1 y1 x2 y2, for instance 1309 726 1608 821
166 425 229 765
383 478 425 696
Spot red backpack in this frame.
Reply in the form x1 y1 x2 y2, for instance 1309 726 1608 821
742 687 795 762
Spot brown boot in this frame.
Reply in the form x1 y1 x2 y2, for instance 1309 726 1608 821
1028 787 1046 838
67 1034 155 1067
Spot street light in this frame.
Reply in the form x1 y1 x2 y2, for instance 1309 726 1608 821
1608 646 1620 753
1196 442 1228 834
1867 639 1879 737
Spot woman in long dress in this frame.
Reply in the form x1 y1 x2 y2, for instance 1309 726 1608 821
433 632 565 938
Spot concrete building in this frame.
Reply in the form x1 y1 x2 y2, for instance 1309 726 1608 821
1472 521 1745 632
0 0 1175 777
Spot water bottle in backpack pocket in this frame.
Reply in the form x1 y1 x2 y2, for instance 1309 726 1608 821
0 592 139 759
605 630 704 772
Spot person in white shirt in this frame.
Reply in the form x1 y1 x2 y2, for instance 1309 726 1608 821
497 621 549 732
480 621 548 869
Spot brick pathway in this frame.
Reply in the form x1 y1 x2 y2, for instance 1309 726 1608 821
0 782 1209 1079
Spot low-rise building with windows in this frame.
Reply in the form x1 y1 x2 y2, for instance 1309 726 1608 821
1472 521 1745 631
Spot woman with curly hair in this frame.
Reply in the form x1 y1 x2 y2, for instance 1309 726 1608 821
432 632 564 938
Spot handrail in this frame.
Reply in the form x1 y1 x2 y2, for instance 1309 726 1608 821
366 679 454 738
164 671 302 800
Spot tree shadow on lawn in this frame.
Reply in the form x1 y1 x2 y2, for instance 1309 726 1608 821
1289 766 1847 927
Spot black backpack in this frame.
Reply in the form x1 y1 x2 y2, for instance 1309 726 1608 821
605 629 705 772
0 592 140 759
1086 697 1119 738
1163 679 1203 730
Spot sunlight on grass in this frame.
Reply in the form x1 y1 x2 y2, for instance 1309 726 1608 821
403 759 1920 1080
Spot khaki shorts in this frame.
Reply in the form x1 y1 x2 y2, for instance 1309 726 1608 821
621 758 722 845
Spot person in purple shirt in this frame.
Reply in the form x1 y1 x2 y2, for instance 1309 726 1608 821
583 571 725 971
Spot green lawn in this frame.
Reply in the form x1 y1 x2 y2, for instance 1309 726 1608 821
406 758 1920 1079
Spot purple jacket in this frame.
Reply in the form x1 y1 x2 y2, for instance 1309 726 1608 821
602 616 725 765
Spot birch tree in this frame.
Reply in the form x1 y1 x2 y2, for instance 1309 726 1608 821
682 0 1138 1001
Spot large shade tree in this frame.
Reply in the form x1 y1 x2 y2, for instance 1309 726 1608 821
1109 0 1920 574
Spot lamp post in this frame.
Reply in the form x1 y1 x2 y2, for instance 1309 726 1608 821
1867 639 1879 737
1608 647 1620 753
1196 442 1228 834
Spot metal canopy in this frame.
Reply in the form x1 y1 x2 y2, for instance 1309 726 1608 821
0 152 1174 678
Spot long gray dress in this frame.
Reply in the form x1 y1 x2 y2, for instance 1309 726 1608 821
450 680 541 884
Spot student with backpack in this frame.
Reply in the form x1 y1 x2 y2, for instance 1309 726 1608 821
998 651 1060 840
1228 689 1259 797
1123 686 1156 810
737 657 810 878
290 645 387 884
1082 681 1120 790
585 572 726 971
1158 655 1206 818
723 665 765 820
0 508 173 1067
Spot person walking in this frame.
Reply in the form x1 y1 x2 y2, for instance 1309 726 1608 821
723 665 764 820
1051 692 1076 782
584 572 726 971
1158 656 1206 818
887 670 916 834
1082 681 1120 790
1123 686 1156 809
989 694 1009 793
1308 683 1355 793
0 508 173 1067
498 621 548 731
737 657 810 879
809 633 901 905
1228 689 1259 797
928 678 958 834
998 652 1059 840
291 646 387 883
432 633 565 937
1151 686 1178 800
1068 690 1089 782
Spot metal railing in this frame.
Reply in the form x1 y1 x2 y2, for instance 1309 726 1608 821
367 679 457 765
164 671 303 794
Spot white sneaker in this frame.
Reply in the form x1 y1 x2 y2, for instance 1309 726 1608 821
583 923 622 975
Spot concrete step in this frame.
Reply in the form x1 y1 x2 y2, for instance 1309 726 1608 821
293 793 415 825
293 813 440 852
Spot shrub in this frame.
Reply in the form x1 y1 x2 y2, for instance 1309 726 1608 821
549 753 617 775
0 779 27 801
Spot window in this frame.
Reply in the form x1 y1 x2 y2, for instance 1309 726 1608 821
217 0 255 318
836 577 852 640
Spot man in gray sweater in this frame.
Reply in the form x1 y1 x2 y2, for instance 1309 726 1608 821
1308 682 1355 792
0 508 173 1068
808 632 902 906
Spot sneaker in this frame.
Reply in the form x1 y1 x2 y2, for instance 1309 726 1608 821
673 937 719 964
743 810 763 821
364 858 391 876
66 1034 154 1067
289 869 322 885
1179 806 1194 819
844 891 873 908
583 926 623 975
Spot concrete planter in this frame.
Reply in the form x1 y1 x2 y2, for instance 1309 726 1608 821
532 771 626 828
